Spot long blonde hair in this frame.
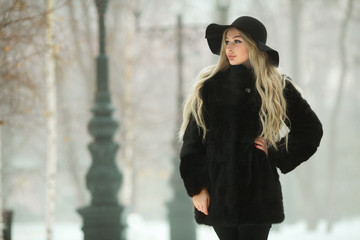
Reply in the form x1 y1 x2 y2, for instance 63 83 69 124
179 28 289 150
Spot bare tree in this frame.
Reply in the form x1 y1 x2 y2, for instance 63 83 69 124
45 0 57 239
289 0 320 230
327 0 354 232
0 0 47 217
119 0 136 209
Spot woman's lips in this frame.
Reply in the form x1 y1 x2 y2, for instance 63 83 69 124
227 55 236 60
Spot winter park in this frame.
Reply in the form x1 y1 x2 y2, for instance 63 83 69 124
1 0 360 239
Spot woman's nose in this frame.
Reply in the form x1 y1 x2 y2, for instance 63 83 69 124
226 42 234 49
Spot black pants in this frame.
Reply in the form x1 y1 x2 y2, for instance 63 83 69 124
213 224 271 240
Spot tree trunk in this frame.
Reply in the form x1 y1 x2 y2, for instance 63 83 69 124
45 0 57 239
327 0 354 232
0 121 3 240
60 0 96 208
122 5 135 209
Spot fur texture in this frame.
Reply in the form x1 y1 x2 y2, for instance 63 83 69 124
180 65 323 226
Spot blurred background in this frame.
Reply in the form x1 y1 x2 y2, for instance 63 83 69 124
0 0 359 239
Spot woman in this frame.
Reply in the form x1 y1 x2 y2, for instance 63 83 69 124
178 16 323 240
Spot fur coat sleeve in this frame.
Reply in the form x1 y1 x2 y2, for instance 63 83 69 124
179 115 210 196
267 80 323 174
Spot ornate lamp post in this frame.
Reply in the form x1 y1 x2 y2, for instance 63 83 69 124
167 14 196 240
135 13 198 240
77 1 126 239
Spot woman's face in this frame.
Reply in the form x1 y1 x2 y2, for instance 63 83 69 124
225 28 249 66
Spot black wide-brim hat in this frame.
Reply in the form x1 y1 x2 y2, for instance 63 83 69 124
205 16 279 67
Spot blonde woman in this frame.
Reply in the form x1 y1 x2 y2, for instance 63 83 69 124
179 16 323 240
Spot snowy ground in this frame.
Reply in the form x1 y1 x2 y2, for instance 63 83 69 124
13 215 360 240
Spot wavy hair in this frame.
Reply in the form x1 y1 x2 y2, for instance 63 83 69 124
179 28 289 150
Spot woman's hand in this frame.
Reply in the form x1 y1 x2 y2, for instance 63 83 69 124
192 188 210 215
254 137 268 156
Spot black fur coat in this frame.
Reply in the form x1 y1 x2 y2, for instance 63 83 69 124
179 64 323 226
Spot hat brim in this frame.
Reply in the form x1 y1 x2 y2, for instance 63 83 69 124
205 23 231 55
258 42 279 67
205 23 279 67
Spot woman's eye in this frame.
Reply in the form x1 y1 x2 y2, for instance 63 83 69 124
235 40 242 44
225 40 230 45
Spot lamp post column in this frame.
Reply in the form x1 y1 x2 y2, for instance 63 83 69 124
167 14 196 240
77 1 126 240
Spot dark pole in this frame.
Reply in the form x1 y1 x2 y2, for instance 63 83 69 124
290 0 301 82
167 14 197 240
77 1 126 239
216 0 230 24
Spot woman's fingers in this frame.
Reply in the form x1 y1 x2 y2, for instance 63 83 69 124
192 189 210 215
194 202 208 215
254 139 264 146
197 204 208 215
255 144 265 151
254 138 268 155
203 205 209 215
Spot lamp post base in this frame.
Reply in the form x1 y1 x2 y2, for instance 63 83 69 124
168 200 196 240
77 205 126 240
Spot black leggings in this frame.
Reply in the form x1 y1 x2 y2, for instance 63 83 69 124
213 224 271 240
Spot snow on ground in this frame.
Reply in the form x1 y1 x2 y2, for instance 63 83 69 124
13 215 360 240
